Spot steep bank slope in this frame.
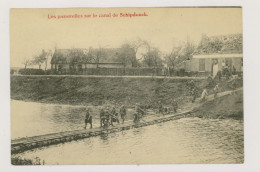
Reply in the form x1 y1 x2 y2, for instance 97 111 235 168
11 76 242 107
191 90 243 120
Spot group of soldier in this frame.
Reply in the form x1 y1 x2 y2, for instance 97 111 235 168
188 80 220 103
84 105 129 129
99 105 126 128
158 99 178 115
84 79 222 129
84 100 179 129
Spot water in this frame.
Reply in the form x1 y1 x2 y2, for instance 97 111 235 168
11 100 244 164
11 100 137 139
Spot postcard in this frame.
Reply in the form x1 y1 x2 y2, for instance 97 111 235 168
10 7 243 165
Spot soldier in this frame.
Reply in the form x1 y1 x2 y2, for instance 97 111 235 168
111 106 116 116
201 88 209 102
120 105 127 124
103 106 111 127
99 108 105 128
135 103 144 120
110 106 117 126
214 84 220 98
191 88 197 103
190 80 195 90
84 108 92 129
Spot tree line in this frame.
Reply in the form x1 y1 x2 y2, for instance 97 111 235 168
21 37 198 70
22 49 52 71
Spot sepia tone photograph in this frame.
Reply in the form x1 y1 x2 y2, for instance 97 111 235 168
10 7 243 165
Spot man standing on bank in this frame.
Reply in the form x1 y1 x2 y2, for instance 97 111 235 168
84 108 93 129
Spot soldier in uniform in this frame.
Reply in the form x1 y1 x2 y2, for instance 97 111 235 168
134 103 145 122
100 108 105 128
191 88 197 103
214 84 220 98
84 108 92 129
201 88 209 102
104 106 111 127
120 105 127 124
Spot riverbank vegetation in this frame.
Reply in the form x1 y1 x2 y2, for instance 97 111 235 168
11 156 43 165
190 90 243 120
11 76 242 109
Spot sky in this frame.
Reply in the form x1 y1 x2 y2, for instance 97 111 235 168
10 7 242 68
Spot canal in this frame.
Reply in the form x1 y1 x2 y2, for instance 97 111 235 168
11 100 243 164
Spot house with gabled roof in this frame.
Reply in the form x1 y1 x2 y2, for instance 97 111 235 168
175 34 243 77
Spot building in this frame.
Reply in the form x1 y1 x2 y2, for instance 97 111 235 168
184 53 243 77
175 34 243 77
50 48 125 74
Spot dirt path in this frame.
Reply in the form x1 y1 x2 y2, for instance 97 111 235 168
13 74 206 80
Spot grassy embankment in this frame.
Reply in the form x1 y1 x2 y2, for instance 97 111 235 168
190 90 243 120
11 75 243 119
11 76 205 106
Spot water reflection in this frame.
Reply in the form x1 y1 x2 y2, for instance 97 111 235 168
11 100 243 164
11 100 100 139
13 117 243 164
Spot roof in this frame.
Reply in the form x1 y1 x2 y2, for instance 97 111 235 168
193 53 243 59
194 34 243 55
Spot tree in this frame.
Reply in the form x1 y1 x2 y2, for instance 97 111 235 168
44 50 52 71
82 47 94 69
142 47 163 67
183 38 195 60
165 38 195 69
22 58 32 69
164 46 182 68
116 43 136 67
33 49 48 69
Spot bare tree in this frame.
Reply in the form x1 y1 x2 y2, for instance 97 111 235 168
165 38 195 69
165 46 182 68
32 49 48 69
44 50 53 71
22 58 32 69
183 38 195 60
128 38 148 67
82 47 94 69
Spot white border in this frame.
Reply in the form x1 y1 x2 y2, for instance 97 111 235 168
1 0 260 171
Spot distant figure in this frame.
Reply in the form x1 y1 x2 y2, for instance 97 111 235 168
103 107 111 127
100 108 105 128
214 84 220 98
190 80 195 90
191 88 197 103
84 108 92 129
201 88 209 102
216 70 222 81
158 101 163 114
110 106 119 126
134 103 145 123
172 98 178 113
120 105 127 124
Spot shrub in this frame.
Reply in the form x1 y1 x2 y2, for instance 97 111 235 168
19 68 45 75
11 156 43 165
